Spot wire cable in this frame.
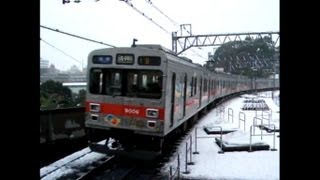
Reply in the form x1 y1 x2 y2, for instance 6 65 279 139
41 25 116 48
145 0 179 27
120 0 171 34
40 37 83 65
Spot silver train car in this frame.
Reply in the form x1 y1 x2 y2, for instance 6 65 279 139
85 44 277 153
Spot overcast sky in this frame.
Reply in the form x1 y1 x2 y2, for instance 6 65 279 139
40 0 279 71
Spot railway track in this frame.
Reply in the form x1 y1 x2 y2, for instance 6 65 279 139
40 147 115 180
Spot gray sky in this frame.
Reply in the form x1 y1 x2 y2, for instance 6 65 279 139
40 0 279 71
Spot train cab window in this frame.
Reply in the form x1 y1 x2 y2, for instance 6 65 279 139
89 69 103 94
89 68 162 98
107 71 122 95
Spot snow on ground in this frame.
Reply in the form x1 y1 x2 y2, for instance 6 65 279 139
160 90 280 180
40 141 107 180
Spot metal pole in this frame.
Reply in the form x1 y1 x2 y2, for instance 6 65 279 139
186 142 188 165
271 124 277 151
272 73 276 99
188 137 194 165
249 126 253 152
261 118 263 140
178 154 180 179
253 117 256 135
218 126 224 154
193 127 199 154
183 142 190 174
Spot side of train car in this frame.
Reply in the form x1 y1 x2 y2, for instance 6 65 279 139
84 44 278 153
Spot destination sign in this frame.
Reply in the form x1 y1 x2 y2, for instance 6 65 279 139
138 56 161 66
116 54 134 65
92 55 112 64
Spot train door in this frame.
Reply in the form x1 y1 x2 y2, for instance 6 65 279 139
183 73 187 117
220 80 224 96
215 80 218 97
170 73 176 127
198 76 202 108
177 75 184 120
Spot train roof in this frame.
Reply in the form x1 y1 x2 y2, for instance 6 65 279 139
133 44 174 53
89 45 251 80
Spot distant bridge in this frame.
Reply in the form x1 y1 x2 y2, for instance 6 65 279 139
63 82 86 93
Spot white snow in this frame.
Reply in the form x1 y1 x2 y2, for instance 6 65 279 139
40 90 280 180
40 141 107 180
161 90 280 180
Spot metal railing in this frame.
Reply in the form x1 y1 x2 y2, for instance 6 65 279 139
228 108 234 123
194 126 224 154
216 105 225 120
238 112 246 131
168 154 181 180
249 124 277 152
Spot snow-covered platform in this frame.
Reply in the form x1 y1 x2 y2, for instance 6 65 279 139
203 126 237 135
258 124 280 133
215 137 270 152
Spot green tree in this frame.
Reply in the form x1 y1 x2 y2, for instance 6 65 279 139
40 80 75 109
74 89 86 107
212 36 277 77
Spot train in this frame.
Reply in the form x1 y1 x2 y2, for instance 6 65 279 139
84 44 278 155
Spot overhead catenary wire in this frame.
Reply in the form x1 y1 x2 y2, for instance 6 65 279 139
40 37 83 66
144 0 179 27
144 0 190 35
40 25 117 48
120 0 171 34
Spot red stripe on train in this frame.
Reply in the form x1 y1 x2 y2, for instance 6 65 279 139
85 102 165 120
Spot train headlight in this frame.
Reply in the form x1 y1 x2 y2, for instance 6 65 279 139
146 108 159 118
90 103 100 112
147 120 157 129
91 114 98 121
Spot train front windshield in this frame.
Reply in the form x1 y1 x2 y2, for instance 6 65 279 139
89 68 163 99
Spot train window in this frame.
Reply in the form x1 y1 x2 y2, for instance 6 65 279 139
126 70 163 99
138 56 161 66
204 79 208 93
194 77 197 95
89 69 104 94
89 68 162 98
189 77 193 97
105 70 122 95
